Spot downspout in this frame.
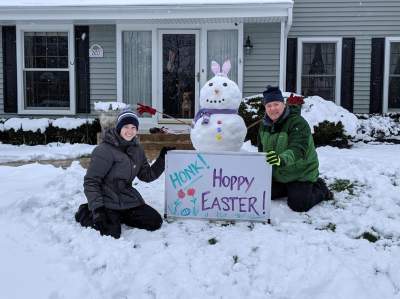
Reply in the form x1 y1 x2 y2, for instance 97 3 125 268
280 6 293 91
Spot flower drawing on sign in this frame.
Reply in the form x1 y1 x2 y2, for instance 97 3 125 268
187 188 196 196
178 189 185 199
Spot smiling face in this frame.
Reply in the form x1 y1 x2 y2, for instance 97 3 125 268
120 124 137 141
265 101 286 122
199 75 241 110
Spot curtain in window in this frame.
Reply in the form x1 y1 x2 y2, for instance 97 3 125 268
389 42 400 109
123 31 152 116
301 42 336 101
207 30 238 82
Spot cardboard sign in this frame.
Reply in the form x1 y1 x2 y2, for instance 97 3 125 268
165 150 271 222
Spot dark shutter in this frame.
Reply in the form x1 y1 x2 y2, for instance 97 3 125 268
286 38 297 93
75 26 90 114
2 26 17 113
341 38 355 112
369 38 385 113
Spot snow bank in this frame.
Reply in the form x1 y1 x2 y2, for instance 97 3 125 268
94 101 129 111
301 96 359 136
1 117 95 133
0 144 399 298
0 143 95 163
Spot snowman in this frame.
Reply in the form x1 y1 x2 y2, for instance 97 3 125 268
190 60 247 152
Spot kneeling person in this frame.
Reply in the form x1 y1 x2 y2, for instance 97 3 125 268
75 109 174 238
258 86 332 212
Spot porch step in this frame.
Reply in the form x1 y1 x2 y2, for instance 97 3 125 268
138 133 194 160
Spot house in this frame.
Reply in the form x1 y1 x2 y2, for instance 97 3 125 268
0 0 399 132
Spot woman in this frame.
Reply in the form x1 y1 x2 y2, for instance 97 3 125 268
75 109 174 238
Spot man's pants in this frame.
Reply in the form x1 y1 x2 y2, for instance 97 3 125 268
75 203 163 239
271 179 330 212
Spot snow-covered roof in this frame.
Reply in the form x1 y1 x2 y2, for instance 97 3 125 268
0 0 293 22
0 0 293 7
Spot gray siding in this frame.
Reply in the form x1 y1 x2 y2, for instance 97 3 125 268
289 0 400 113
243 23 281 97
0 27 3 114
89 25 117 107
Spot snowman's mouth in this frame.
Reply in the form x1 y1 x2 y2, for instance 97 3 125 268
206 98 225 104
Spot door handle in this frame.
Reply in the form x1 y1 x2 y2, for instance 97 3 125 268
196 72 200 82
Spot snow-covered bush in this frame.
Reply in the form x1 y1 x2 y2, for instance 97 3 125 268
0 118 101 145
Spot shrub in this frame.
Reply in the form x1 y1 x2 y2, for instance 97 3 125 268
0 119 101 145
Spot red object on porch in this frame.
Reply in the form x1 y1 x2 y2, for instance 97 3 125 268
286 93 305 106
137 103 157 116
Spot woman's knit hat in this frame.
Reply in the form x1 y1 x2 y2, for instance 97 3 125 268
116 109 139 133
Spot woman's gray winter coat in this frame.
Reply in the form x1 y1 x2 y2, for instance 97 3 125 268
84 129 165 211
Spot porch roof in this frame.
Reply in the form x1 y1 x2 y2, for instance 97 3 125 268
0 0 293 23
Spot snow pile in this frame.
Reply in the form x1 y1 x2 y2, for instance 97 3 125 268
1 117 95 133
0 143 95 163
301 96 358 136
51 117 95 130
3 118 50 133
94 101 129 111
356 115 400 141
0 143 399 298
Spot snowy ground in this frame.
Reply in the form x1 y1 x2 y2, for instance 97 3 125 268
0 143 400 299
0 143 95 163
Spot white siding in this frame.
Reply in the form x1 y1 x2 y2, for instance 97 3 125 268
0 27 3 114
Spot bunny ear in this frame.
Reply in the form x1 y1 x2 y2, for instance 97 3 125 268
221 60 231 75
211 61 220 75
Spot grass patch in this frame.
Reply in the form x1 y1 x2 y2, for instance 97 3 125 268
358 232 379 243
329 179 356 195
208 237 218 245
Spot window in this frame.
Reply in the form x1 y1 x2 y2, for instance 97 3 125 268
301 42 336 101
298 38 341 103
207 30 238 82
122 31 152 117
23 32 70 109
388 42 400 109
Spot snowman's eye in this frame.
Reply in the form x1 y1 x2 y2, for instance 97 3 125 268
206 99 209 102
223 82 228 87
222 99 225 101
209 83 213 86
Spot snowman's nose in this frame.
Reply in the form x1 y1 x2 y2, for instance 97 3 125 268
214 89 220 95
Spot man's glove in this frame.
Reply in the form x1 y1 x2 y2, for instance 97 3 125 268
92 207 108 235
266 150 281 166
159 146 176 158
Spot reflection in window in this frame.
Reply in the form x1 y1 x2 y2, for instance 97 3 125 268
23 32 69 109
389 42 400 109
123 31 152 116
207 30 238 82
301 42 336 101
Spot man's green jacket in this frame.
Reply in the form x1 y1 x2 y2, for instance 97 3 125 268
258 105 319 183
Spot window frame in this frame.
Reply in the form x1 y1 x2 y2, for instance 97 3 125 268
384 37 400 113
297 37 342 105
16 24 75 115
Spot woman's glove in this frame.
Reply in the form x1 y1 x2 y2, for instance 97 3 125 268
92 207 108 235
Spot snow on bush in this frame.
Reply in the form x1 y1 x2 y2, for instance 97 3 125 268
356 115 400 140
94 101 129 111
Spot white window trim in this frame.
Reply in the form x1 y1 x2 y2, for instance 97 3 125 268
116 22 243 124
383 37 400 113
296 37 342 105
16 24 75 115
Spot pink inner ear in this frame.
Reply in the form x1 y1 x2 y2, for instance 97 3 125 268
222 60 231 75
211 61 220 75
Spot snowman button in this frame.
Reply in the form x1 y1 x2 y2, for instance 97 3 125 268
217 120 222 124
216 134 222 141
217 127 222 132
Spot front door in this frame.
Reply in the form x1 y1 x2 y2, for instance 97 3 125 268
159 30 200 120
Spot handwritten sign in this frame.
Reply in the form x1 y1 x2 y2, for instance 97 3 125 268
165 150 271 222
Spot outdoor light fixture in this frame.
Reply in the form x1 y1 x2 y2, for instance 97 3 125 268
244 35 253 55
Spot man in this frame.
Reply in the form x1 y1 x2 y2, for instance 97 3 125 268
258 86 332 212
